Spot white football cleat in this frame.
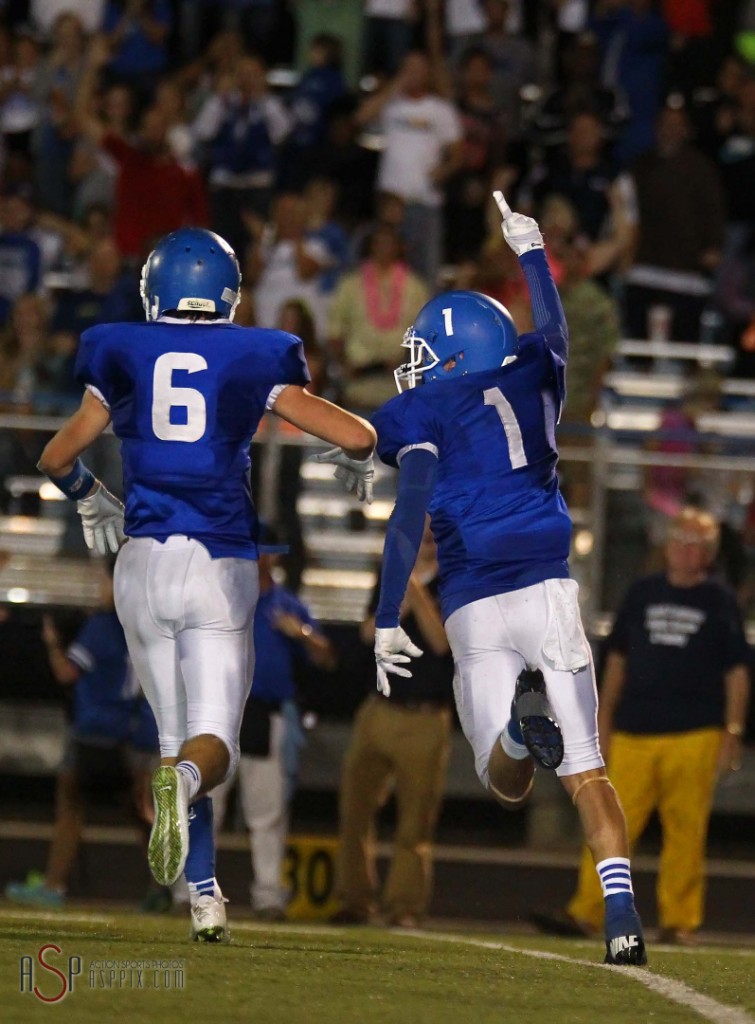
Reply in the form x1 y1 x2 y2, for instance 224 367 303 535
191 894 230 944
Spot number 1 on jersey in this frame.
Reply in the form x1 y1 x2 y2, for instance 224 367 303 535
483 386 528 468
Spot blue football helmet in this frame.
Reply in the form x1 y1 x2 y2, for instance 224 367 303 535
395 291 519 391
140 228 241 321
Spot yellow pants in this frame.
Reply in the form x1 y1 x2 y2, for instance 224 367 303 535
567 728 722 933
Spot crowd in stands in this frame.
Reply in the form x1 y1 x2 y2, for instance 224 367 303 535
0 0 754 532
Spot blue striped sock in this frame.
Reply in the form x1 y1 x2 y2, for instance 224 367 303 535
596 857 634 898
597 856 637 924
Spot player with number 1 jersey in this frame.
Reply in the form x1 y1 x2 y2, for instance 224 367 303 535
358 195 647 966
37 228 375 943
373 284 571 622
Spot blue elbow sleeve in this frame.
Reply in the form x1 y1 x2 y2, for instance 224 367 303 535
520 249 568 362
375 449 437 629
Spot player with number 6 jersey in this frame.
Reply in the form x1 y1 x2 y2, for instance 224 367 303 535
360 195 647 966
75 318 308 557
37 228 376 943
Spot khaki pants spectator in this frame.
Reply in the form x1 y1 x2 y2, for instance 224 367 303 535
335 695 451 923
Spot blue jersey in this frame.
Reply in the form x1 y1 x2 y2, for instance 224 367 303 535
252 585 319 703
67 611 134 741
373 333 571 621
75 320 310 558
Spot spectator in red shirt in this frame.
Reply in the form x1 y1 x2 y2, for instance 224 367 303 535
74 36 209 260
99 109 209 259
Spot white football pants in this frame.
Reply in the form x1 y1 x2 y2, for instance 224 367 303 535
445 579 604 783
114 536 259 776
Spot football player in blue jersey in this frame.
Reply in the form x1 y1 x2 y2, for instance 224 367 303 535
335 194 646 965
37 227 375 942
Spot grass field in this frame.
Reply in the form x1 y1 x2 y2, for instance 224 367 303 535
1 904 754 1024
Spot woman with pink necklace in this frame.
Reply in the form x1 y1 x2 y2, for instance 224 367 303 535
327 225 428 411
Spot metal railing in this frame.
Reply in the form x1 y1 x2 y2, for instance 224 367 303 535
1 411 755 628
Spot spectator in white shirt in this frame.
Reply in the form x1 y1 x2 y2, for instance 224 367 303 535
356 50 463 286
245 193 332 337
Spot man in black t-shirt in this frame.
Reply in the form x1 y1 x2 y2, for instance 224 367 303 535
333 521 453 927
534 508 750 945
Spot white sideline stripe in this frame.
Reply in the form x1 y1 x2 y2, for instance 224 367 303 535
400 930 755 1024
0 909 114 925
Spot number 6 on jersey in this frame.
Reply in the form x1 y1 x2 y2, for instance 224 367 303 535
152 352 208 442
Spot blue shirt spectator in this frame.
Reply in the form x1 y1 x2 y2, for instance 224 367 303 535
67 611 135 742
104 0 172 81
130 694 160 751
278 34 346 190
0 234 40 324
287 35 346 150
193 56 290 186
591 1 669 165
251 585 320 704
0 188 42 324
50 237 141 339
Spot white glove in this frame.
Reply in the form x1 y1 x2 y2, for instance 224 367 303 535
313 447 374 504
77 483 125 555
493 190 544 257
374 626 423 697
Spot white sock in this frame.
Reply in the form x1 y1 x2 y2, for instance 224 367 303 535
176 760 201 801
500 727 530 761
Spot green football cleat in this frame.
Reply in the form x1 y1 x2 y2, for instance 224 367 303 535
148 766 190 886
